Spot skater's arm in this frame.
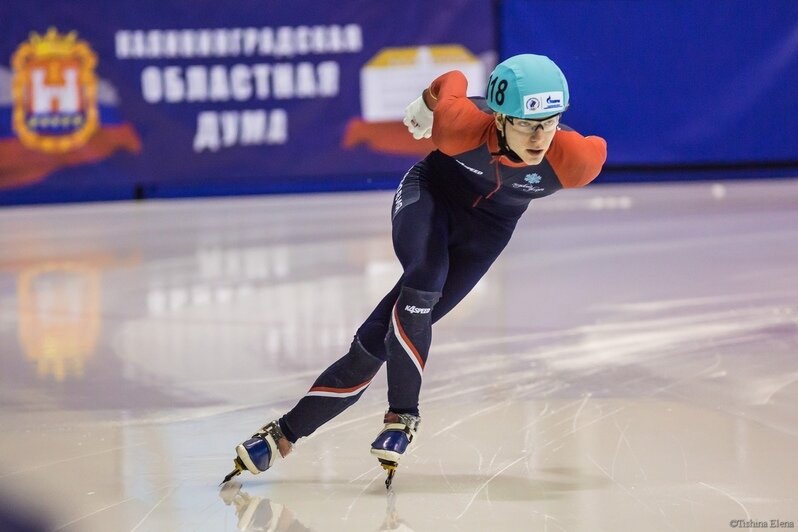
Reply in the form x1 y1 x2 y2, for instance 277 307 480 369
546 128 608 188
423 71 494 156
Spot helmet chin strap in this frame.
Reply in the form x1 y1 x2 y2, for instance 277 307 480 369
495 117 523 163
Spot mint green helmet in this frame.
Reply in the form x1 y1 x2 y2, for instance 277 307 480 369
486 54 569 119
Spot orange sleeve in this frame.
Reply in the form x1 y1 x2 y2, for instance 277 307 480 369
546 129 608 188
424 71 494 156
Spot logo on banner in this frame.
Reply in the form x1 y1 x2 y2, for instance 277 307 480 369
11 28 99 153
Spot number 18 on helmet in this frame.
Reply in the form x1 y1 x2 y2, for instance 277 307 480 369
486 54 569 119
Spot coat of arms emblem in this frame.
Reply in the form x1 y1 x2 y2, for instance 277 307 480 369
11 28 99 153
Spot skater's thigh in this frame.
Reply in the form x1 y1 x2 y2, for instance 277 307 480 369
432 220 515 322
391 186 450 293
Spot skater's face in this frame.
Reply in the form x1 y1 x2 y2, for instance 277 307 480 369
495 113 559 165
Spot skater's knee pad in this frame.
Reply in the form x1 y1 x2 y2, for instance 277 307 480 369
385 286 441 362
309 336 383 390
393 286 441 328
355 320 389 361
342 335 384 375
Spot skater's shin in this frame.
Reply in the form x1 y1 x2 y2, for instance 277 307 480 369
385 286 441 416
279 336 383 441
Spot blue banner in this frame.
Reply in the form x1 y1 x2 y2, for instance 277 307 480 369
501 0 798 168
0 0 495 204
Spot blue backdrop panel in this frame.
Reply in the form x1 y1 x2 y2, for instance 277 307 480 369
501 0 798 166
0 0 495 204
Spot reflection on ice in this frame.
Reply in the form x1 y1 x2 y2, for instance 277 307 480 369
1 182 797 531
218 481 419 532
219 480 313 532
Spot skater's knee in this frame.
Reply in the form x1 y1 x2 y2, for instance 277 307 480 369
346 334 385 366
400 268 446 294
312 337 383 386
399 255 447 293
354 323 388 360
395 285 442 317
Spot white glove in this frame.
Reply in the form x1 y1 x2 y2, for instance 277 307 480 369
403 95 433 139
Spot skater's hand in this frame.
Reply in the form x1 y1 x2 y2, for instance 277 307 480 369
403 95 433 140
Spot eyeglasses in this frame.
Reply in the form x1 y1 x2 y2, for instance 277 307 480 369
505 114 561 134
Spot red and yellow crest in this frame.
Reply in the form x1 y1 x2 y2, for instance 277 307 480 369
11 28 99 153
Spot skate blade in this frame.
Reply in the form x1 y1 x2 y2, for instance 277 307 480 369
220 457 245 485
378 459 397 490
384 469 396 490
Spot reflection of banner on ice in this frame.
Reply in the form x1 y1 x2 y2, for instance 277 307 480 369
17 262 103 382
6 252 136 382
0 28 141 190
343 45 486 157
